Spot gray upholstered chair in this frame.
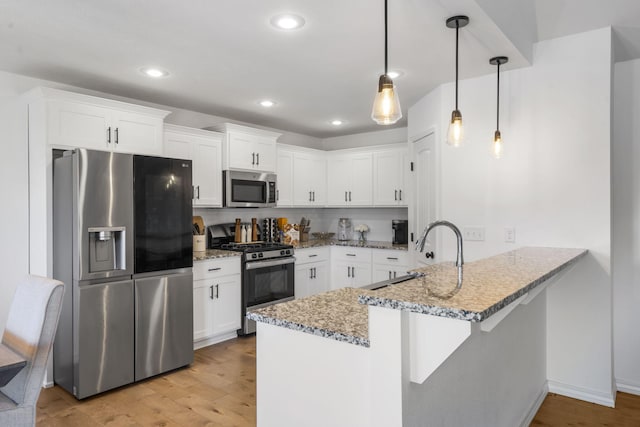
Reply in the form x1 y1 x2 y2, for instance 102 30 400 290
0 275 64 426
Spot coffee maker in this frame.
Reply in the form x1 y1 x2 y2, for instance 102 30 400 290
392 220 408 244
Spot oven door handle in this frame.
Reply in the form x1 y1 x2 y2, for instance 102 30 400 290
245 257 296 270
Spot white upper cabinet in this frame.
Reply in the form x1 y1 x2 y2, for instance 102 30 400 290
373 147 409 206
327 151 373 206
208 123 281 172
32 87 169 155
293 150 326 206
164 125 223 207
276 147 294 207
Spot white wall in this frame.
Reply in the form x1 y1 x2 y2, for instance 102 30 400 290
612 58 640 394
408 27 614 404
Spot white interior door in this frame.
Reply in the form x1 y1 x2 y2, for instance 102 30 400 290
413 133 436 267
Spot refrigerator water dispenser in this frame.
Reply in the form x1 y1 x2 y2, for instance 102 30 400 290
88 226 126 272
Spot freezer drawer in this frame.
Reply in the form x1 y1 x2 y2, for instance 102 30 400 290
76 279 134 399
134 271 194 381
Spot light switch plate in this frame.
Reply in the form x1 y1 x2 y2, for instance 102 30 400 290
463 227 485 241
504 227 516 243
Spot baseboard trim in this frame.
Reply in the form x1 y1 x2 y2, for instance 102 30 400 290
193 331 238 350
548 380 615 407
616 380 640 396
520 382 549 427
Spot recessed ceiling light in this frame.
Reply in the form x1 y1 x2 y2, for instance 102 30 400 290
140 67 169 78
270 14 305 30
331 120 343 126
259 100 276 107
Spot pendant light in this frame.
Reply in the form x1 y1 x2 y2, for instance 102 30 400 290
371 0 402 125
489 56 508 159
446 15 469 147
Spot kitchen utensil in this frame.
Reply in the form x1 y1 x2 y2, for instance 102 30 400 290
193 216 205 235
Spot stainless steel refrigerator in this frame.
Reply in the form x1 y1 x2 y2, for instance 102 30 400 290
53 148 193 399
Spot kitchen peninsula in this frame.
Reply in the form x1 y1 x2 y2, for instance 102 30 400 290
248 247 587 427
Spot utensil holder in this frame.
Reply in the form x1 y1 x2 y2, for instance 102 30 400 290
193 235 206 252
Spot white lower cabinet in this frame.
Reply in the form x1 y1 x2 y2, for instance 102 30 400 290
371 249 410 283
193 257 241 347
330 247 372 289
295 247 330 298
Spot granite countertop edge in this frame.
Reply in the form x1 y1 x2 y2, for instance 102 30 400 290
193 249 242 261
246 311 370 348
358 249 588 322
297 239 408 251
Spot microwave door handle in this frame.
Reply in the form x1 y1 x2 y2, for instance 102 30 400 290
245 257 295 270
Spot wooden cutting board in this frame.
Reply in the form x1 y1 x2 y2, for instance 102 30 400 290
192 216 205 235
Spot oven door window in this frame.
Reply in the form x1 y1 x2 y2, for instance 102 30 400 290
244 261 294 307
232 179 267 204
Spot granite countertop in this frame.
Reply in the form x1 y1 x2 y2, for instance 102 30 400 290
247 247 587 347
193 249 242 261
297 239 408 251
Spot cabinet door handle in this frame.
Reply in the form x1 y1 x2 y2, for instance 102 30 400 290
386 257 398 261
346 253 356 257
256 153 259 165
107 127 111 143
349 191 352 202
115 127 119 144
215 284 219 299
312 191 315 202
309 191 312 202
252 152 255 165
208 267 221 272
399 190 402 201
209 285 214 300
395 190 398 201
309 254 318 258
352 266 355 278
310 268 313 279
313 267 316 279
345 191 348 202
347 266 351 278
389 271 392 279
196 185 200 199
393 271 397 278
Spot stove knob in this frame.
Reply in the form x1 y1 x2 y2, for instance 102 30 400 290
280 250 285 255
286 250 291 255
252 254 257 259
259 253 264 258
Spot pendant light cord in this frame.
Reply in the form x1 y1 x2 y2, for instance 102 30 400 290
455 22 459 110
384 0 388 75
496 62 500 131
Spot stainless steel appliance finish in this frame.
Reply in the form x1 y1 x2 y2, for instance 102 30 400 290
134 270 193 381
209 239 294 335
54 149 135 399
223 170 277 208
53 148 194 399
76 278 134 398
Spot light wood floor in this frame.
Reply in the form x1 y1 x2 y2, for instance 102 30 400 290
37 336 640 426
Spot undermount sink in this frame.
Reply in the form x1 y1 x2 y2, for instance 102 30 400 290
361 272 424 291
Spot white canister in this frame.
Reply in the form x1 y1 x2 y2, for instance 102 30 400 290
193 235 206 252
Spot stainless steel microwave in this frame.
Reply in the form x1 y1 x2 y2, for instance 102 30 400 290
223 170 277 208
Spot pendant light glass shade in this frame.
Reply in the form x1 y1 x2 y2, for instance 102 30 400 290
372 0 402 125
491 130 503 159
447 110 464 147
446 16 469 147
372 75 402 125
489 56 508 159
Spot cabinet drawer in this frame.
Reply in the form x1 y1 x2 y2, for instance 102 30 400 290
331 246 372 261
295 247 330 264
193 257 241 281
372 249 410 266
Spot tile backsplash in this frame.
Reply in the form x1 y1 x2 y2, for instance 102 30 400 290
194 207 408 242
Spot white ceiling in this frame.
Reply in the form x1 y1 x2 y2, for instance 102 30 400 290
0 0 639 138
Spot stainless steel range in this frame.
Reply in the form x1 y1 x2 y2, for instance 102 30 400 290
213 241 295 335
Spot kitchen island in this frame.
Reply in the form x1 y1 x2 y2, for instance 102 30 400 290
248 247 586 427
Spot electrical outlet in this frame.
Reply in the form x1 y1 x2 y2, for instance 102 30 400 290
463 227 485 241
504 227 516 243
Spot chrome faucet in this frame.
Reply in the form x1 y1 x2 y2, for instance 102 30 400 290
416 220 464 288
